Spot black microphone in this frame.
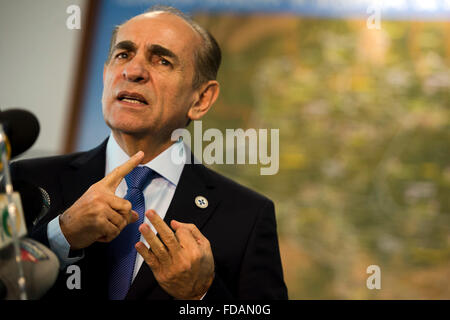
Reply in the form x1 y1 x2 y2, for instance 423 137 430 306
0 238 59 299
6 179 51 228
0 108 40 159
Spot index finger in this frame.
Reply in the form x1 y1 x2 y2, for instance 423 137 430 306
146 210 181 253
102 151 144 188
171 220 207 245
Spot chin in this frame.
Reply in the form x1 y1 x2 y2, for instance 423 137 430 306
108 118 161 137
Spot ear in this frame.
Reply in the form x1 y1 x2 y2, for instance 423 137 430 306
187 80 220 120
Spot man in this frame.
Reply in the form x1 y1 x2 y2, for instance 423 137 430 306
11 6 287 300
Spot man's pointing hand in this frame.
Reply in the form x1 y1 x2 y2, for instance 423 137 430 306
60 151 145 250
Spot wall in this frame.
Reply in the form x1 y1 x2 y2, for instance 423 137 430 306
0 0 87 158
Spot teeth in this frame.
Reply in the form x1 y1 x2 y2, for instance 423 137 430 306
122 98 145 104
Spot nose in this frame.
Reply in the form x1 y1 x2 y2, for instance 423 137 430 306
122 57 149 83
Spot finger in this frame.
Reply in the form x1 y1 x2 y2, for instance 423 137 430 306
171 220 205 244
96 218 120 242
130 210 139 223
105 194 132 213
104 208 129 231
103 193 138 224
174 226 198 251
135 242 160 269
138 223 171 265
102 151 144 189
109 208 139 227
147 210 181 253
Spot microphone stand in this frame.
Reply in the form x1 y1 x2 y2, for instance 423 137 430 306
0 124 27 300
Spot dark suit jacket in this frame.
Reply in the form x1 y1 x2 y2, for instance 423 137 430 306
10 139 288 300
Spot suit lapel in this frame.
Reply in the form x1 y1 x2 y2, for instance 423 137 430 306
59 139 108 209
126 159 220 300
164 161 219 229
58 139 109 298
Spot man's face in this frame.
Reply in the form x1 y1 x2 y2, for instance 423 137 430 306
102 12 202 140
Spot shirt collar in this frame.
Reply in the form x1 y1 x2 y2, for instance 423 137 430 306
105 133 185 186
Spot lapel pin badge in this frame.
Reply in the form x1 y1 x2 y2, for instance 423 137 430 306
195 196 208 209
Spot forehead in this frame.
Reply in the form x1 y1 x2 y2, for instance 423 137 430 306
116 12 201 62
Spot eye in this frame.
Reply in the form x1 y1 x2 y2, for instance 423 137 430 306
159 57 171 66
151 54 172 67
115 52 129 59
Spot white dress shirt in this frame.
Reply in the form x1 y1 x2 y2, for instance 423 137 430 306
47 134 186 283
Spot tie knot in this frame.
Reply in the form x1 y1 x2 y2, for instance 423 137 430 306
124 166 154 191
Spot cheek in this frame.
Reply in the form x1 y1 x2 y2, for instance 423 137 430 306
102 75 119 106
103 67 120 92
162 77 195 104
103 73 114 94
102 75 116 116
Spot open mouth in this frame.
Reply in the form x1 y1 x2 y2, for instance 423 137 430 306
117 91 149 105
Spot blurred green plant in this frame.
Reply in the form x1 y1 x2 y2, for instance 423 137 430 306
193 15 450 299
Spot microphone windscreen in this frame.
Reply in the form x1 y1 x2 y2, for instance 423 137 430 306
0 238 59 300
0 109 40 158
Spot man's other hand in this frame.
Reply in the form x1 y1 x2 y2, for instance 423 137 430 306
136 210 215 300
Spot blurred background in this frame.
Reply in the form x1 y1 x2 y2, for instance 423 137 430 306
1 0 449 299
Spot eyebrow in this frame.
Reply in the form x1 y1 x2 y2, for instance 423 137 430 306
147 44 180 65
112 41 180 65
113 40 137 53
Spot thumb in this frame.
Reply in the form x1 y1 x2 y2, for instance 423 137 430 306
170 219 180 230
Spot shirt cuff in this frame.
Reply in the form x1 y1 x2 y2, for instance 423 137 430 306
47 215 84 269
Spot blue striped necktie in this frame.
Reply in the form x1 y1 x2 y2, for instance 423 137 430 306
108 166 155 300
